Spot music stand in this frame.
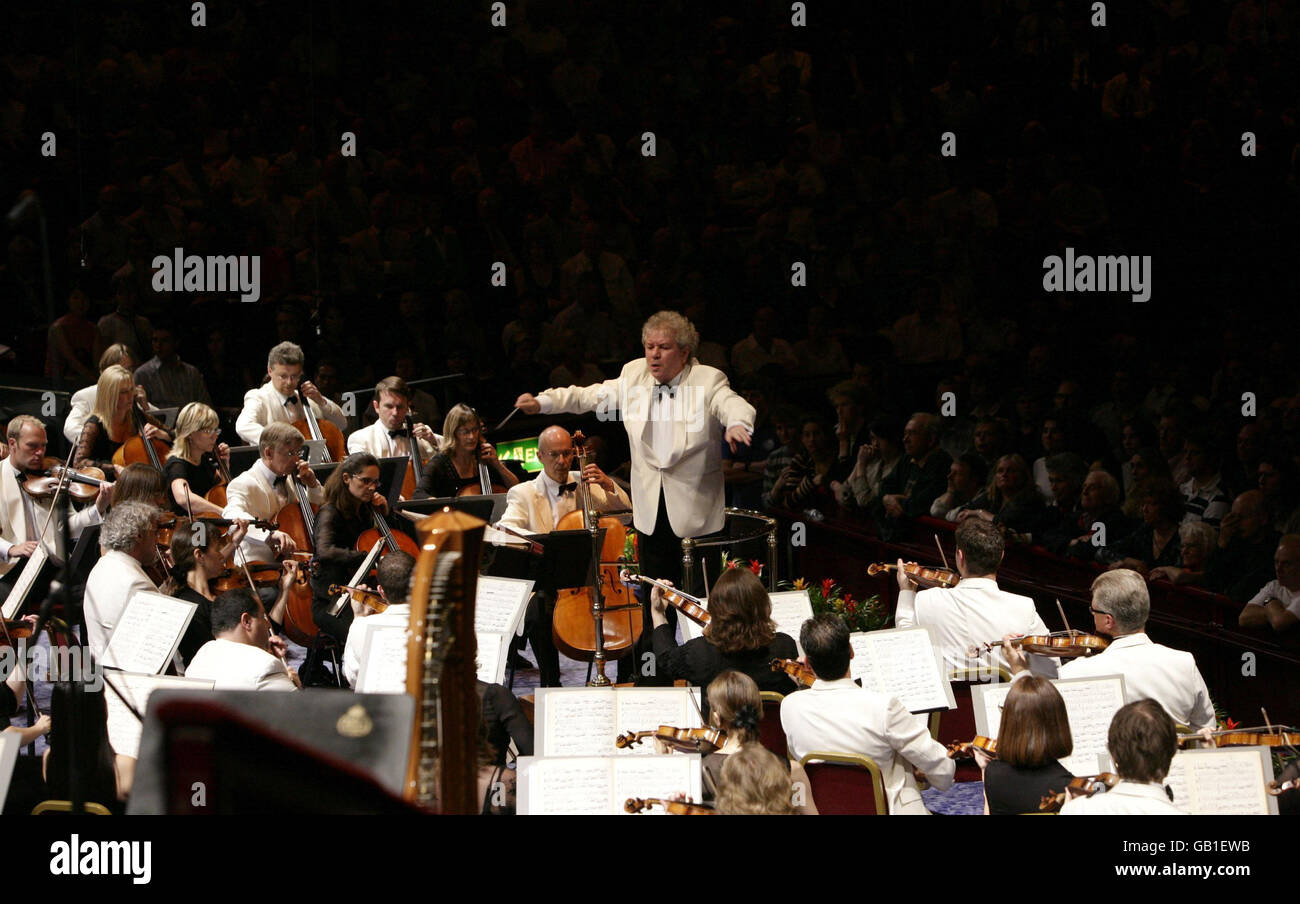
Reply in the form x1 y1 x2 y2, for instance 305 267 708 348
395 496 497 523
226 444 260 478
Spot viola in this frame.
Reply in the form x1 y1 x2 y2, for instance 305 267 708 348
615 725 726 754
621 572 710 628
769 657 817 687
979 630 1109 659
866 561 959 589
623 797 717 815
21 459 111 503
946 736 998 760
328 583 388 614
1039 773 1120 812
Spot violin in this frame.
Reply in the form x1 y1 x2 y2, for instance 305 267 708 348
208 561 293 595
0 619 35 648
1176 726 1300 749
866 561 959 589
1269 778 1299 795
621 572 710 628
20 459 112 503
1039 773 1120 812
615 725 726 754
328 583 388 614
946 736 998 760
978 630 1109 659
769 657 817 687
623 797 717 815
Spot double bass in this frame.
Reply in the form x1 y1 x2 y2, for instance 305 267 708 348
550 432 642 679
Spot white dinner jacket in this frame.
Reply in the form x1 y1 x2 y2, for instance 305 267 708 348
498 471 632 534
1059 632 1216 731
83 549 157 660
537 360 754 537
185 638 297 691
345 420 439 464
63 385 97 444
1059 780 1184 815
780 677 956 815
895 577 1058 677
235 381 346 446
222 464 323 562
343 603 411 688
0 465 103 576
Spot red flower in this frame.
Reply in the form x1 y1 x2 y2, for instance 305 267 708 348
726 558 741 569
846 598 857 615
1224 717 1239 730
749 559 763 575
821 577 834 597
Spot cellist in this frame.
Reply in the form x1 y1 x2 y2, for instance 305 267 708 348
496 425 630 687
72 364 171 478
164 402 230 516
221 423 322 564
345 376 440 473
234 341 346 447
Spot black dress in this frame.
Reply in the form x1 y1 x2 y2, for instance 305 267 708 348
650 626 798 715
163 454 222 513
415 452 480 499
310 503 370 643
983 759 1075 815
173 584 214 667
76 414 124 474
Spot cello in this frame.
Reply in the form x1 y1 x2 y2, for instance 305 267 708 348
400 414 425 500
550 431 642 679
290 388 346 462
354 497 421 558
274 459 324 646
111 402 172 471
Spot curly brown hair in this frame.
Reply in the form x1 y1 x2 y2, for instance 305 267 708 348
704 568 777 654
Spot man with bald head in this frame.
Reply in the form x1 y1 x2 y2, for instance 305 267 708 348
497 425 632 685
1239 534 1300 633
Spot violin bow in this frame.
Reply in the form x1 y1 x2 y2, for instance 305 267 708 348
1056 598 1073 636
934 534 950 570
29 443 79 560
1262 707 1300 759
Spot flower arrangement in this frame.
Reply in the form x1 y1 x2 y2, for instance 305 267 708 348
719 550 764 577
778 576 890 634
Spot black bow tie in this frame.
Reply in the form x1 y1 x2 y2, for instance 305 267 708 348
273 474 288 487
558 482 577 494
283 395 297 407
12 469 26 483
655 383 676 399
388 428 410 438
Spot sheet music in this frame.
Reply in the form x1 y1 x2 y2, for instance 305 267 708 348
1165 748 1274 815
523 755 703 815
103 592 198 674
614 688 702 756
475 576 533 637
611 755 701 812
355 624 409 694
0 732 18 813
2 544 48 620
849 628 952 712
768 590 814 656
680 601 706 642
539 689 618 756
104 671 215 758
477 630 508 684
525 757 615 815
974 675 1125 776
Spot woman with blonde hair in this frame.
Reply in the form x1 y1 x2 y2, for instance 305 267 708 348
415 403 518 499
957 453 1045 536
73 364 170 477
715 743 799 815
164 402 231 515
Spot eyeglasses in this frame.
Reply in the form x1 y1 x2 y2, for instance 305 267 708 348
1089 607 1110 617
198 427 221 435
350 475 381 486
541 449 575 459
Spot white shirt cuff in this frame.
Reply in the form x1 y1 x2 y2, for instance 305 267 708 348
537 396 554 414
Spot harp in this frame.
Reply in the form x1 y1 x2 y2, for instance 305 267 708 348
403 507 486 812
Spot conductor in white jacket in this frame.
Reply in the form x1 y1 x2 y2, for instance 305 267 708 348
514 312 754 672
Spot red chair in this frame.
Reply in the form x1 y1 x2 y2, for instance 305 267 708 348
798 752 889 815
759 691 787 760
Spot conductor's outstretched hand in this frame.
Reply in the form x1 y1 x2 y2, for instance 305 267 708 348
514 393 541 415
724 425 752 452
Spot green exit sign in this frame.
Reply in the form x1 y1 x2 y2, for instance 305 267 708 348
496 437 542 472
